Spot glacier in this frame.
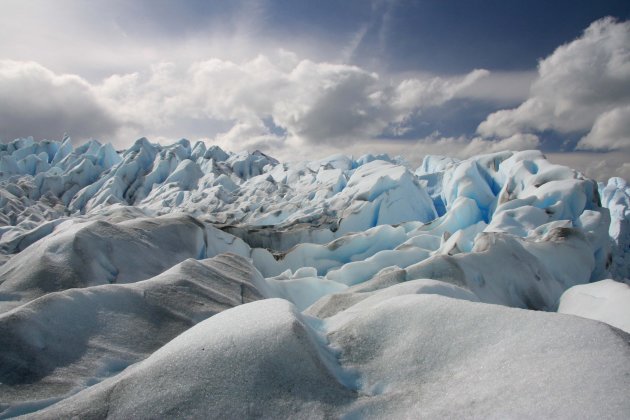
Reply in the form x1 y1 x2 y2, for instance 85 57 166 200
0 136 628 418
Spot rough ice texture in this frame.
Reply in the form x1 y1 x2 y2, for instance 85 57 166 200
0 137 628 418
599 177 630 279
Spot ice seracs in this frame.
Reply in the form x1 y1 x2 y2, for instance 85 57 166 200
599 177 630 279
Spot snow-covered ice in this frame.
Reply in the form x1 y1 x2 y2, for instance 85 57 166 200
0 254 263 417
19 297 630 419
0 137 628 418
558 279 630 333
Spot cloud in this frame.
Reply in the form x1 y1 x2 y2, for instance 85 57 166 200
392 69 490 110
0 53 497 153
213 119 288 153
0 60 120 142
456 71 536 104
94 55 385 145
405 132 540 163
0 0 374 83
547 150 630 182
0 1 540 155
577 105 630 150
340 24 370 64
267 60 388 143
92 52 492 149
477 17 630 149
5 54 620 182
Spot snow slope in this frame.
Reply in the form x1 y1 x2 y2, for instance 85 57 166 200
0 254 263 417
21 297 630 419
0 137 628 418
0 214 258 312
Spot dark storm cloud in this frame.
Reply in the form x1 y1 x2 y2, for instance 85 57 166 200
0 61 120 143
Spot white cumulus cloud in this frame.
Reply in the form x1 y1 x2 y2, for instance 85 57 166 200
477 17 630 151
577 105 630 150
91 52 492 150
1 53 496 154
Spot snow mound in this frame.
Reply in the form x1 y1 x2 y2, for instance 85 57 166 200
558 279 630 333
329 294 630 418
0 214 255 311
17 299 355 419
0 253 264 417
24 296 630 419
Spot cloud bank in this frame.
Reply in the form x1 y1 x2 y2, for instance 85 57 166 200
478 18 630 151
0 7 628 181
1 52 491 153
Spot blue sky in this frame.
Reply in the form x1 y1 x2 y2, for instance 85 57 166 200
0 0 629 179
265 0 630 73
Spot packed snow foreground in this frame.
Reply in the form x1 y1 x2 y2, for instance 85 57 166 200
0 136 629 419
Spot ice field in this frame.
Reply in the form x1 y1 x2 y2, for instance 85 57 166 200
0 136 628 418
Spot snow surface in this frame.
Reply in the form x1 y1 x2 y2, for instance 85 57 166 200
19 297 630 419
0 137 628 418
558 279 630 333
0 254 263 417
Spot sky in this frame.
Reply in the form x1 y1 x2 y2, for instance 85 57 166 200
0 0 629 180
